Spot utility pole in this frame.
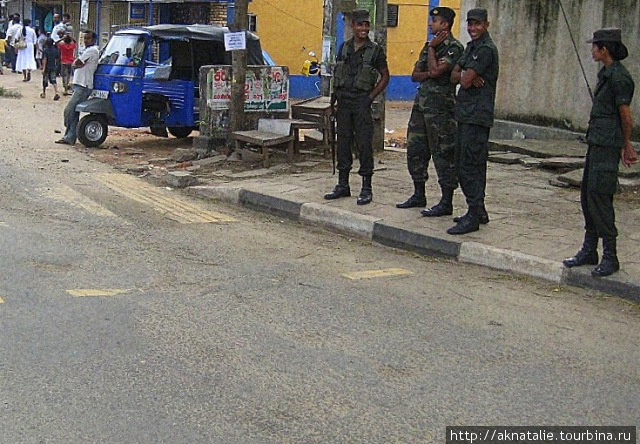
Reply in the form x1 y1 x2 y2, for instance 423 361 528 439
228 0 249 138
372 0 387 152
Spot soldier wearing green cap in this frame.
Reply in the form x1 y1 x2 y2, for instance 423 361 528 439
448 7 499 235
563 28 637 277
324 9 390 206
396 6 463 216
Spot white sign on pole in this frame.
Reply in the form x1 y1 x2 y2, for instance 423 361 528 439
224 32 246 51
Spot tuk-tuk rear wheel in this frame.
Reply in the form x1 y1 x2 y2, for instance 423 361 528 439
78 114 108 148
168 127 193 139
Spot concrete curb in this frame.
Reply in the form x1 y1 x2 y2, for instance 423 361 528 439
239 189 304 219
373 222 460 258
188 185 639 303
565 268 640 303
459 242 565 284
300 203 380 239
187 185 242 204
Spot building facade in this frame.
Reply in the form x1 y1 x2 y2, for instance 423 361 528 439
248 0 462 100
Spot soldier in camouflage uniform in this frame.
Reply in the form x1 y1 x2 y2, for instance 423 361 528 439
396 7 463 216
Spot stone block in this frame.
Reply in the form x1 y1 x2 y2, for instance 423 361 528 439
164 171 198 188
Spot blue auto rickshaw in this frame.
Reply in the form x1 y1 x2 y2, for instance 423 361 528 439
76 24 265 147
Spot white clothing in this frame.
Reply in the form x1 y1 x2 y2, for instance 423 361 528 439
15 26 37 71
72 44 99 89
6 22 21 44
52 22 67 43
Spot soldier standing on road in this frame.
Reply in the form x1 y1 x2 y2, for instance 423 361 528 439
324 9 390 206
563 28 637 277
448 8 499 235
396 7 463 215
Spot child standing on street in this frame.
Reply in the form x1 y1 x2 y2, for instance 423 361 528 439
0 32 6 74
57 33 76 95
41 38 60 100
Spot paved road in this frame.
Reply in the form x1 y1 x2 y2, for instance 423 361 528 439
0 83 638 442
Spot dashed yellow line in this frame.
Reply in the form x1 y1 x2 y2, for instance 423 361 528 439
39 185 122 219
342 268 414 280
0 296 4 304
67 289 130 297
96 173 235 224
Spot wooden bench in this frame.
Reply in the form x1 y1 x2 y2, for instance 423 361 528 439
231 118 294 168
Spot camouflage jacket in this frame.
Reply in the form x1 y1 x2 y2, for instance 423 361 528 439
414 36 463 113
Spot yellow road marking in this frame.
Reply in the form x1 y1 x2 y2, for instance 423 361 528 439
0 296 4 304
67 289 130 297
342 268 414 280
96 173 236 224
39 185 122 219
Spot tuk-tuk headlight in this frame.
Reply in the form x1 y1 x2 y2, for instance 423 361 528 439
112 81 127 93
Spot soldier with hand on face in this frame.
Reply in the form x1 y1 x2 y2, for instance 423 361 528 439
324 9 390 206
397 6 463 216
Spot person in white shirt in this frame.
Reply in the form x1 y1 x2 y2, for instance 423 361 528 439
56 31 99 145
6 13 21 72
15 18 37 81
51 13 70 45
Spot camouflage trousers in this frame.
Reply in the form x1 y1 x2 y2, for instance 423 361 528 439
406 107 458 190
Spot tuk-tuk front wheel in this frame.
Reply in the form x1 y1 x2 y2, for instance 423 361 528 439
168 126 192 139
78 114 108 148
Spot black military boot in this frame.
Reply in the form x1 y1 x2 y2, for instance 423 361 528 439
396 181 426 208
591 236 620 277
357 176 373 205
453 204 489 224
324 170 351 200
421 187 454 217
562 231 599 268
447 205 480 235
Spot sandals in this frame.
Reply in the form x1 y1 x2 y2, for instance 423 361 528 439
53 94 60 101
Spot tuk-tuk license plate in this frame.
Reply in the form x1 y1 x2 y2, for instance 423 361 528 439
90 90 109 99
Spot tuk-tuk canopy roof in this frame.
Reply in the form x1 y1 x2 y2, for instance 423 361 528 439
118 24 261 42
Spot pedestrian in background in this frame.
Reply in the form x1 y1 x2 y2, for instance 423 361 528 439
56 31 99 146
396 6 463 215
15 18 37 82
40 38 60 100
35 27 46 69
563 28 637 277
57 32 76 95
0 32 6 74
6 13 21 73
324 9 390 205
448 8 499 235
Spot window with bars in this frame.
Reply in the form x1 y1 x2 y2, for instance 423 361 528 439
248 13 257 32
387 4 399 27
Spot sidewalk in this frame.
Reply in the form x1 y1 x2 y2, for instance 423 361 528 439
188 105 640 304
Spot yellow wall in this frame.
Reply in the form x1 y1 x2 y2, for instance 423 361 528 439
387 0 461 75
250 0 461 76
248 0 324 73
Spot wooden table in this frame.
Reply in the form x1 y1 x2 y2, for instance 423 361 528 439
291 96 333 156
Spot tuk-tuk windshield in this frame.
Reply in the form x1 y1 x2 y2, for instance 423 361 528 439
99 34 146 66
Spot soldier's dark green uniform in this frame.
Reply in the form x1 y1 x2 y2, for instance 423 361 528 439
401 8 463 212
564 28 635 277
333 38 386 177
449 8 499 234
324 9 389 206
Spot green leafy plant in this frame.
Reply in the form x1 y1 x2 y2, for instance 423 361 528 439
0 86 22 98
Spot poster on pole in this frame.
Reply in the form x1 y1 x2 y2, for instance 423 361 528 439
206 66 289 112
321 36 334 76
224 32 246 51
